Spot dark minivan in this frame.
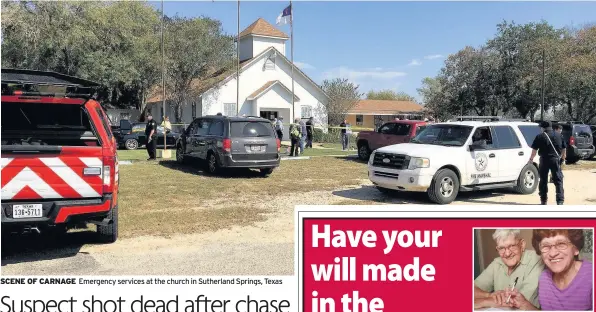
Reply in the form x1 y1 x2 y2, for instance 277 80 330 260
557 122 595 164
175 115 281 176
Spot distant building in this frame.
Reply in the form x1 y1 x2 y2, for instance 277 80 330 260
146 18 329 138
346 99 425 130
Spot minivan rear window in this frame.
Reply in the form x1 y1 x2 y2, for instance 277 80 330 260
1 102 99 146
574 125 592 136
517 125 542 146
231 121 274 138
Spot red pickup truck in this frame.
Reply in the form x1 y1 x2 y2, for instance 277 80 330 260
1 69 119 243
356 120 428 160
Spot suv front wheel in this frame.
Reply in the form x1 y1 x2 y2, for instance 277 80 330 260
513 164 539 194
176 145 185 164
427 168 459 204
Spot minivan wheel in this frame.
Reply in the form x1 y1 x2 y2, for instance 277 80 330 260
125 139 138 150
514 164 538 194
207 153 219 174
358 143 371 161
259 168 274 176
427 169 459 205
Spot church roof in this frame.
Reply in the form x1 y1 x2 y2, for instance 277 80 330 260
239 18 289 39
147 46 328 103
247 80 300 101
348 100 424 115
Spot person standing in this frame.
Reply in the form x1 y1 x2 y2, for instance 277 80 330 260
145 113 158 160
306 117 314 148
299 119 307 155
275 117 284 142
340 119 348 150
528 121 567 205
161 116 171 132
289 118 302 157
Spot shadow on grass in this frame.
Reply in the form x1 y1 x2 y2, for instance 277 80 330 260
332 185 535 205
1 230 99 266
158 160 273 179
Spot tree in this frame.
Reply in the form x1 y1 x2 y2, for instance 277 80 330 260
164 15 234 122
417 76 449 120
549 25 596 123
321 78 363 125
1 1 162 109
366 89 417 102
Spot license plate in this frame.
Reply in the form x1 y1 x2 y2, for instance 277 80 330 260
12 204 43 219
250 145 263 151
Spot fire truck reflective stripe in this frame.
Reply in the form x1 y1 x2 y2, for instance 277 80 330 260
40 158 101 198
1 167 62 200
1 158 13 169
79 157 103 167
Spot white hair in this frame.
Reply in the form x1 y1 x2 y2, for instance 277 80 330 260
492 229 522 243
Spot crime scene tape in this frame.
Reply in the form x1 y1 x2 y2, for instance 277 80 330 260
168 123 375 131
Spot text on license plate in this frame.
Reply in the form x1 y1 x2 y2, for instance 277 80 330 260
250 145 263 151
12 204 43 219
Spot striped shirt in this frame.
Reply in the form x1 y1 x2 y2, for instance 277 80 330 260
538 260 593 311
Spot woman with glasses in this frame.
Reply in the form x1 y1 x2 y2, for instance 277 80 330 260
474 229 544 310
506 229 592 311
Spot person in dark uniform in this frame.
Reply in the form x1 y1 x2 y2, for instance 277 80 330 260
145 113 158 160
528 121 567 205
306 117 314 148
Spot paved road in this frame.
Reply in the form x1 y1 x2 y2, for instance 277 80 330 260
2 169 595 275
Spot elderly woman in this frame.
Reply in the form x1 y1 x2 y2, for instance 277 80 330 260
474 229 544 310
506 229 593 311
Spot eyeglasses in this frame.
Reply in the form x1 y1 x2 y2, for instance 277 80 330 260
539 241 571 254
496 242 521 254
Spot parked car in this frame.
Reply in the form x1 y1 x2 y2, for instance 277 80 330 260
552 121 594 163
368 119 542 204
356 120 428 161
590 125 596 159
175 115 280 176
118 119 180 150
1 68 119 242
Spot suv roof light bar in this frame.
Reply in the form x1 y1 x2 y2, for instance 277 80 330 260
1 68 100 99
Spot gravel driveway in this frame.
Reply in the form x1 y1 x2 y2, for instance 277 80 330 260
2 169 595 276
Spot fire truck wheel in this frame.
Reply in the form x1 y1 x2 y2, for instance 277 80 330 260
97 205 118 243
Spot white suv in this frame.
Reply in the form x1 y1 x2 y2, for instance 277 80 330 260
367 120 543 204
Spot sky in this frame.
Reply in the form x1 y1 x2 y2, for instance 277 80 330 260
152 1 596 101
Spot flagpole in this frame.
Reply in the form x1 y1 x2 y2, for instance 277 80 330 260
236 0 240 116
290 0 295 121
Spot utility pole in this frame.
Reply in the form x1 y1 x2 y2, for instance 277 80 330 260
541 48 545 121
236 0 240 116
161 0 167 152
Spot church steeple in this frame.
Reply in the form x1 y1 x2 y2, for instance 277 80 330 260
238 18 288 61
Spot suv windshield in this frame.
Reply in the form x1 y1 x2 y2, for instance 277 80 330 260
231 121 275 138
411 124 473 146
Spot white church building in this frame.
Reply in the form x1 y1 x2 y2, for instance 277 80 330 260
147 18 329 137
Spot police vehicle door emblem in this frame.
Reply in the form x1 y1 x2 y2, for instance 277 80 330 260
475 153 488 171
383 158 390 163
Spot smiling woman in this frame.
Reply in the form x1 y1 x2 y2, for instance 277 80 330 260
531 229 593 311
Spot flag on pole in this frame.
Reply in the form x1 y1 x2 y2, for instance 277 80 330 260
276 4 292 25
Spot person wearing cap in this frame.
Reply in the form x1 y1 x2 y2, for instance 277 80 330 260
528 121 567 205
